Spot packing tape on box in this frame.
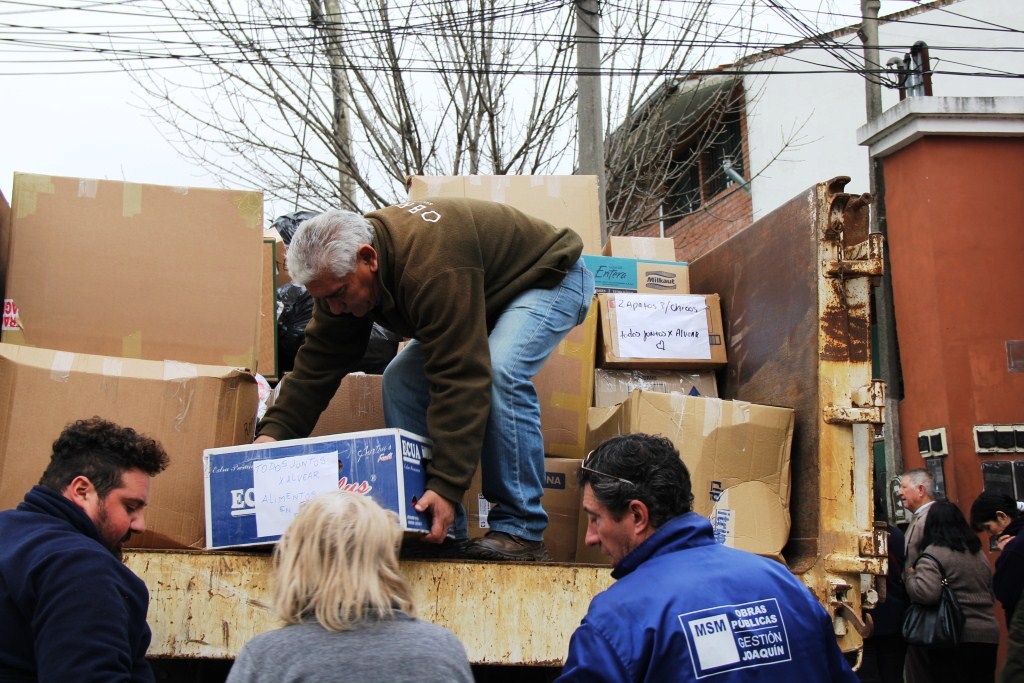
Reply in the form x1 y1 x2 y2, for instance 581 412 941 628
50 351 74 382
13 175 55 219
122 331 143 359
77 179 99 199
122 183 143 218
237 192 265 231
164 360 199 382
102 357 124 378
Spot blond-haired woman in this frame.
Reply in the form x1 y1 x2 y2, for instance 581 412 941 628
226 491 473 683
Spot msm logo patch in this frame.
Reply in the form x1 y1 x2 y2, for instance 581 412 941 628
679 598 791 678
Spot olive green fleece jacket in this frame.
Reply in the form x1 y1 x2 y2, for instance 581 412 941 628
256 197 584 504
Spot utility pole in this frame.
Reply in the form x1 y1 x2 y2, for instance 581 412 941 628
318 0 356 209
575 0 608 243
860 0 903 522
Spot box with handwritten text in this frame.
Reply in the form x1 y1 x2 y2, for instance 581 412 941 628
598 293 727 369
203 429 432 549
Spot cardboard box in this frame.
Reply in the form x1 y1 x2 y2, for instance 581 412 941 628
406 175 602 256
598 293 726 370
204 429 431 549
580 391 794 558
585 255 690 295
2 174 264 369
0 188 10 306
594 368 718 407
465 457 580 562
534 300 598 458
0 343 259 549
602 236 675 261
263 227 290 287
257 239 279 381
310 372 385 436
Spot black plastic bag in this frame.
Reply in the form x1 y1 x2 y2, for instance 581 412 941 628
276 282 314 374
271 210 319 246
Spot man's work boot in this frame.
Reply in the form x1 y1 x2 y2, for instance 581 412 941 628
400 536 469 560
463 531 549 561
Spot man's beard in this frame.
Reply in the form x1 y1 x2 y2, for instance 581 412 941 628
95 503 131 559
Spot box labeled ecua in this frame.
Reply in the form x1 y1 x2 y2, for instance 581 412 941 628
204 429 432 549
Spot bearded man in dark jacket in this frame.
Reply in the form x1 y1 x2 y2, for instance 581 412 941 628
0 417 169 682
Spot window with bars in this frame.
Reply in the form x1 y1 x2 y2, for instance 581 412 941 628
661 107 744 229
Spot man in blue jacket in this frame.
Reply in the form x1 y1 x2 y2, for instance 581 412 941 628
559 433 857 682
0 417 169 683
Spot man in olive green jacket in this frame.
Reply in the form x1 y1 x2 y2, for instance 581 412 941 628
256 197 594 561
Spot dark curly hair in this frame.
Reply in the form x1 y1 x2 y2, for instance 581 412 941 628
39 417 169 498
578 433 693 528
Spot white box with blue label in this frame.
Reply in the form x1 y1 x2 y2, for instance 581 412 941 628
204 428 432 549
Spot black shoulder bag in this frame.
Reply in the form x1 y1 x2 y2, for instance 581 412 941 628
901 552 966 648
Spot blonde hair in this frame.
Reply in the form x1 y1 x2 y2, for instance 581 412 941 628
272 490 415 631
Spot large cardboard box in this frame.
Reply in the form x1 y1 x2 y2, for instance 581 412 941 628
594 368 719 407
310 372 386 436
598 293 726 370
465 457 580 562
257 239 279 381
602 236 675 261
534 301 598 459
406 175 602 256
204 429 431 549
0 343 259 549
0 188 10 306
2 174 264 369
586 255 690 295
579 391 794 560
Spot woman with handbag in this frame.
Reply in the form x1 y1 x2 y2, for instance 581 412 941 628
904 501 1000 682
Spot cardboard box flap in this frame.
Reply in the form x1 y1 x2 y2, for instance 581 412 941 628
624 392 794 506
711 481 790 556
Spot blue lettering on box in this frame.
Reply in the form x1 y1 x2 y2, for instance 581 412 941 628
586 256 638 291
544 472 566 489
678 599 791 679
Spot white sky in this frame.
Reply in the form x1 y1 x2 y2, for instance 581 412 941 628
0 0 907 224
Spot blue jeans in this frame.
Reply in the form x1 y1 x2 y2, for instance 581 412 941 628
382 257 594 541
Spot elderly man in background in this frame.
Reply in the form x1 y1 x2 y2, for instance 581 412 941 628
897 468 937 683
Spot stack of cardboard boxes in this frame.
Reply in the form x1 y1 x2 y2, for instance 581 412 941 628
30 171 797 559
0 173 264 548
407 177 793 564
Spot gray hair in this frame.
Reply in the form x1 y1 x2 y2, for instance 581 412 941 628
285 209 374 286
902 468 935 495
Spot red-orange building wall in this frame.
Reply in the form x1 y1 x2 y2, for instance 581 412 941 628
883 135 1024 506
